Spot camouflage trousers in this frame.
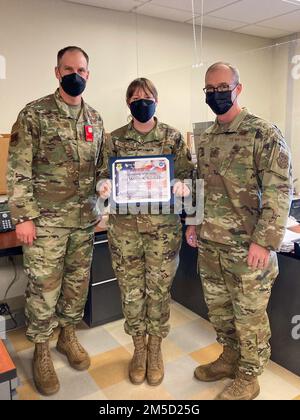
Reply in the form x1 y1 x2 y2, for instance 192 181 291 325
23 225 94 343
108 214 182 338
198 239 279 376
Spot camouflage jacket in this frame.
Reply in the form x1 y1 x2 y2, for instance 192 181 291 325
98 118 194 181
197 108 293 251
97 119 194 220
7 89 104 228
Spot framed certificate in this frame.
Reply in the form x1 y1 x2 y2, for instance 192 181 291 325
109 155 174 205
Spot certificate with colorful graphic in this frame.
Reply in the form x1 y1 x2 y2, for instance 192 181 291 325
110 155 174 205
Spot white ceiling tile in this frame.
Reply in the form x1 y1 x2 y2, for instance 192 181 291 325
235 24 292 39
63 0 145 12
149 0 240 14
196 15 246 31
135 3 199 22
261 9 300 31
209 0 300 24
63 0 300 38
203 0 245 14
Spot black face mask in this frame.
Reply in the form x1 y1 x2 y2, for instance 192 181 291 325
130 99 156 123
60 73 86 97
206 91 235 115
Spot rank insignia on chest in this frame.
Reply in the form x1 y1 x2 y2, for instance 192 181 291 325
85 125 94 142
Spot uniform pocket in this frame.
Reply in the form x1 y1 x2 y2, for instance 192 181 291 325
240 251 278 296
39 131 70 164
58 129 81 160
219 140 256 187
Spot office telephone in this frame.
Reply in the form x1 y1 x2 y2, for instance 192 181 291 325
0 210 14 232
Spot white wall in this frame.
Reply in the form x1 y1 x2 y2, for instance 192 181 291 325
289 43 300 193
0 0 272 136
267 36 300 193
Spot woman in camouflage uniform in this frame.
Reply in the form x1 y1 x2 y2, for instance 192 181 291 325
98 78 194 386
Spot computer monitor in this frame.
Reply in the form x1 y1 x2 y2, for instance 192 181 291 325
290 198 300 222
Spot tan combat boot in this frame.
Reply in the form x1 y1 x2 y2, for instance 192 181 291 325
194 346 239 382
147 335 164 386
129 335 147 385
56 325 90 371
33 342 60 396
215 371 260 400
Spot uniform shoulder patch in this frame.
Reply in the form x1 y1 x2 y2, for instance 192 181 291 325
277 151 289 169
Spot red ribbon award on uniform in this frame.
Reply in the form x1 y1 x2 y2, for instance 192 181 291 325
84 125 94 142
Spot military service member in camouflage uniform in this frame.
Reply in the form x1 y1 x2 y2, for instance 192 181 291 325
186 62 293 400
7 46 104 396
98 78 194 386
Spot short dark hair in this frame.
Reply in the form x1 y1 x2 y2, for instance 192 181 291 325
57 46 89 66
126 78 158 103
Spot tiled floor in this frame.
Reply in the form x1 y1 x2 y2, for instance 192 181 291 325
5 301 300 400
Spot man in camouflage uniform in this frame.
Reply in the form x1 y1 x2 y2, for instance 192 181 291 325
98 78 194 386
7 46 104 396
186 62 293 400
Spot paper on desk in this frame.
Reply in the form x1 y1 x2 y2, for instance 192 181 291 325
280 229 300 253
287 216 299 228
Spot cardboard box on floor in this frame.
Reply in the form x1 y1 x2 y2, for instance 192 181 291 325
0 135 10 195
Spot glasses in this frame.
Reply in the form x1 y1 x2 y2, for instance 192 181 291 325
203 83 238 94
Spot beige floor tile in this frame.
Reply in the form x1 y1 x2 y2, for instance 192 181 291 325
257 367 300 400
14 362 102 401
89 346 132 389
102 317 125 331
164 355 213 399
161 337 185 363
103 380 173 400
17 379 41 400
79 390 108 400
168 318 216 353
169 305 198 328
7 326 60 353
171 301 202 322
40 367 100 400
76 324 120 356
3 338 18 359
102 321 132 347
10 353 29 382
189 343 223 365
7 328 33 353
267 361 300 388
188 379 232 401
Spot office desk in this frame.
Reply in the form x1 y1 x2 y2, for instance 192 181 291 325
0 231 22 257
